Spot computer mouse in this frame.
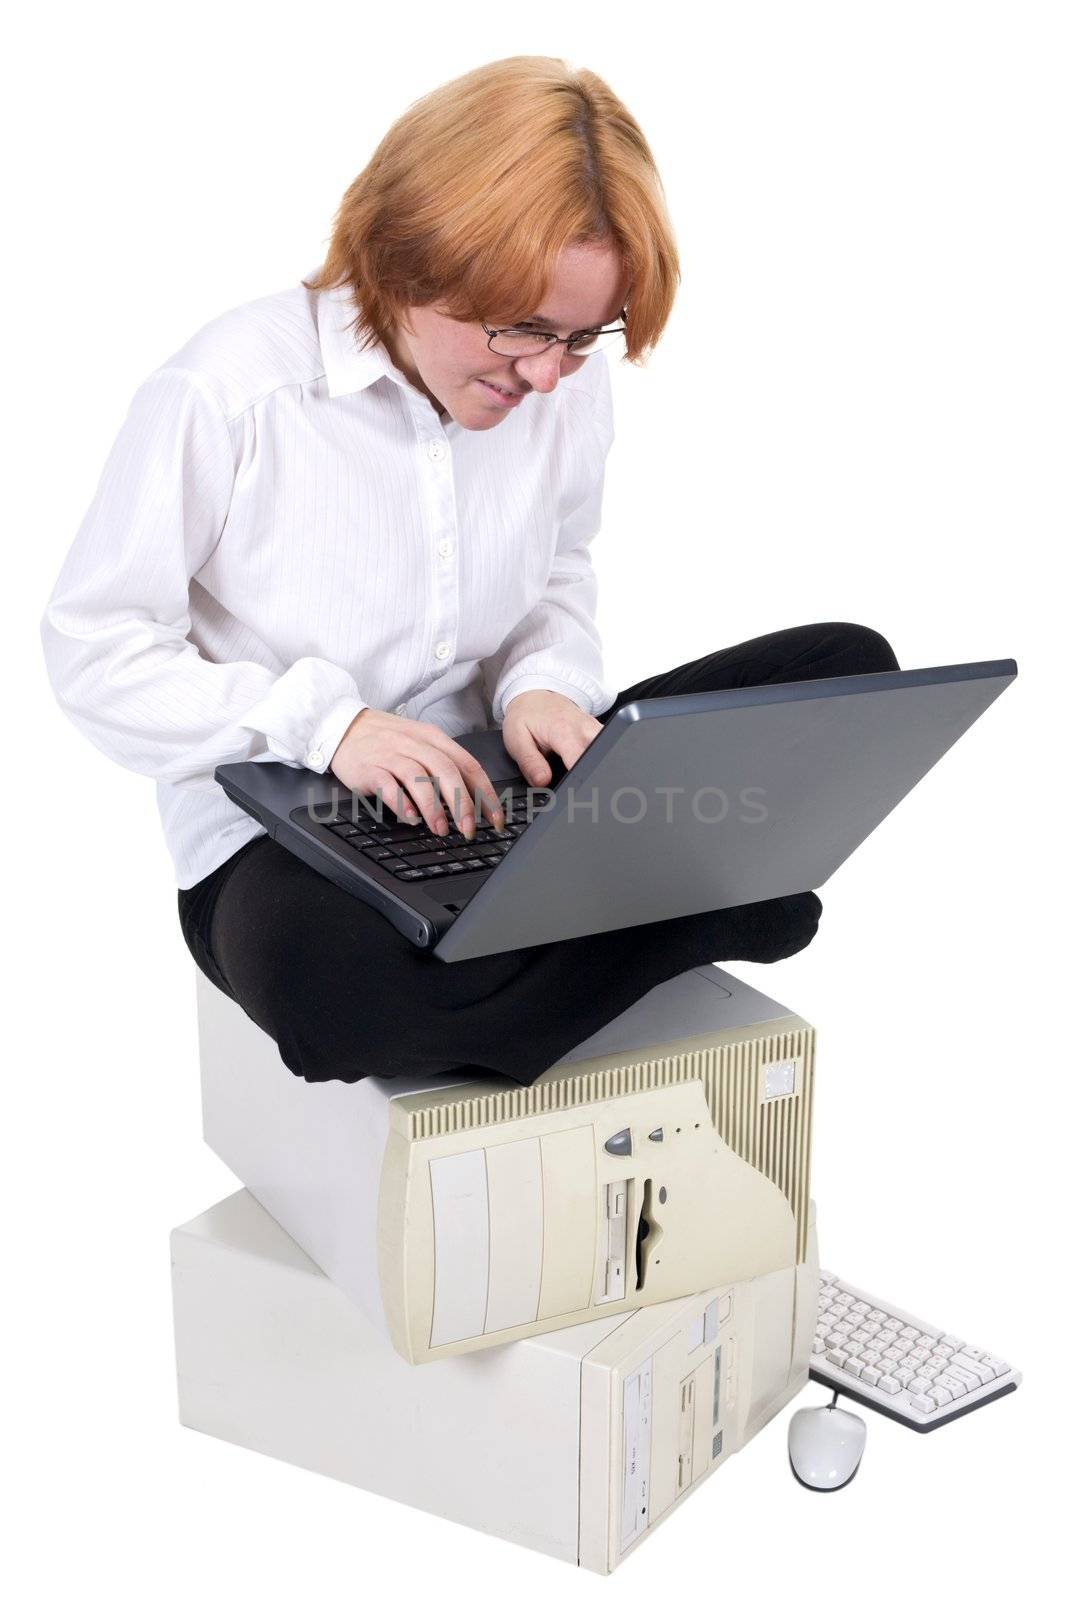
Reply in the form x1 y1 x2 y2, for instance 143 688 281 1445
788 1402 866 1491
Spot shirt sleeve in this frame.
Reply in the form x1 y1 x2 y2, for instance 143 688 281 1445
483 356 617 725
40 366 368 788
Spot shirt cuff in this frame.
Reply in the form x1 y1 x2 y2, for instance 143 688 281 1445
498 674 601 719
302 694 368 774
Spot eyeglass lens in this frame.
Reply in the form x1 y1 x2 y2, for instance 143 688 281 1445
489 327 626 357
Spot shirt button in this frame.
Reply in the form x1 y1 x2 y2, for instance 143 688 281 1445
437 538 454 558
434 642 450 661
306 747 327 771
427 441 447 462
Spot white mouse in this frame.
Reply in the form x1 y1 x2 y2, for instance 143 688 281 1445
788 1401 866 1490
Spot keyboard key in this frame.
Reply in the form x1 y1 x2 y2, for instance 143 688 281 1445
907 1378 932 1395
826 1350 848 1368
396 869 429 881
861 1366 882 1386
953 1354 995 1385
877 1376 902 1395
944 1365 980 1393
910 1393 936 1414
844 1357 865 1377
928 1385 953 1406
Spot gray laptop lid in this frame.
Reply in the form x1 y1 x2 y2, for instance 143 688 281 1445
432 659 1015 960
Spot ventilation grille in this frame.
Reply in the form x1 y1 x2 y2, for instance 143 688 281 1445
403 1025 815 1261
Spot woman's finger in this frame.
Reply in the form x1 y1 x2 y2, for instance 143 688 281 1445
362 765 419 825
506 719 553 787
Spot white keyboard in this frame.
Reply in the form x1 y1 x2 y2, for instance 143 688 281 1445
811 1272 1021 1432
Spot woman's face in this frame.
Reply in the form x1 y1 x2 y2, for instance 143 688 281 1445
384 241 629 431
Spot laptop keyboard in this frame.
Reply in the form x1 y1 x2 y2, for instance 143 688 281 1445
318 789 552 884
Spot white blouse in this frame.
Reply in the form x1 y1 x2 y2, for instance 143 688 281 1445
40 275 617 888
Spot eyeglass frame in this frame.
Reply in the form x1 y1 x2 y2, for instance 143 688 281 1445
481 307 627 357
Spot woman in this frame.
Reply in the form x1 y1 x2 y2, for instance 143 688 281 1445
41 55 897 1086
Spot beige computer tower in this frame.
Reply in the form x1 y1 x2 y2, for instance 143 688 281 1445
198 961 815 1362
172 1190 821 1573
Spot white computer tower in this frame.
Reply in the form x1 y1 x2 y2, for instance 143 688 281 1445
172 1189 820 1573
197 962 816 1362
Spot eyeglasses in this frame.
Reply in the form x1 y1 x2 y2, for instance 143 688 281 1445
481 308 627 359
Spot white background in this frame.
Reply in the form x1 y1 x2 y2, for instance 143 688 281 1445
6 1 1063 1593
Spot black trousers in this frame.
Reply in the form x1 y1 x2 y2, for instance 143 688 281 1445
178 622 898 1086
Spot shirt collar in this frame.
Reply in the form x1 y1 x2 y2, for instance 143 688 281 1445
316 278 409 399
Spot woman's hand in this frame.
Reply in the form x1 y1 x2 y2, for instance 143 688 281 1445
502 690 603 786
330 708 505 839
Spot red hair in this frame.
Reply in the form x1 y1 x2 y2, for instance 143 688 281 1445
305 55 680 367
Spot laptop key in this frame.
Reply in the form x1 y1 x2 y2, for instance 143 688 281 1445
396 868 430 881
394 850 452 868
363 846 396 861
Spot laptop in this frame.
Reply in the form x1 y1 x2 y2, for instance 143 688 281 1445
214 659 1016 962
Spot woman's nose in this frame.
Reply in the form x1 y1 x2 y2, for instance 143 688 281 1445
512 342 571 392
